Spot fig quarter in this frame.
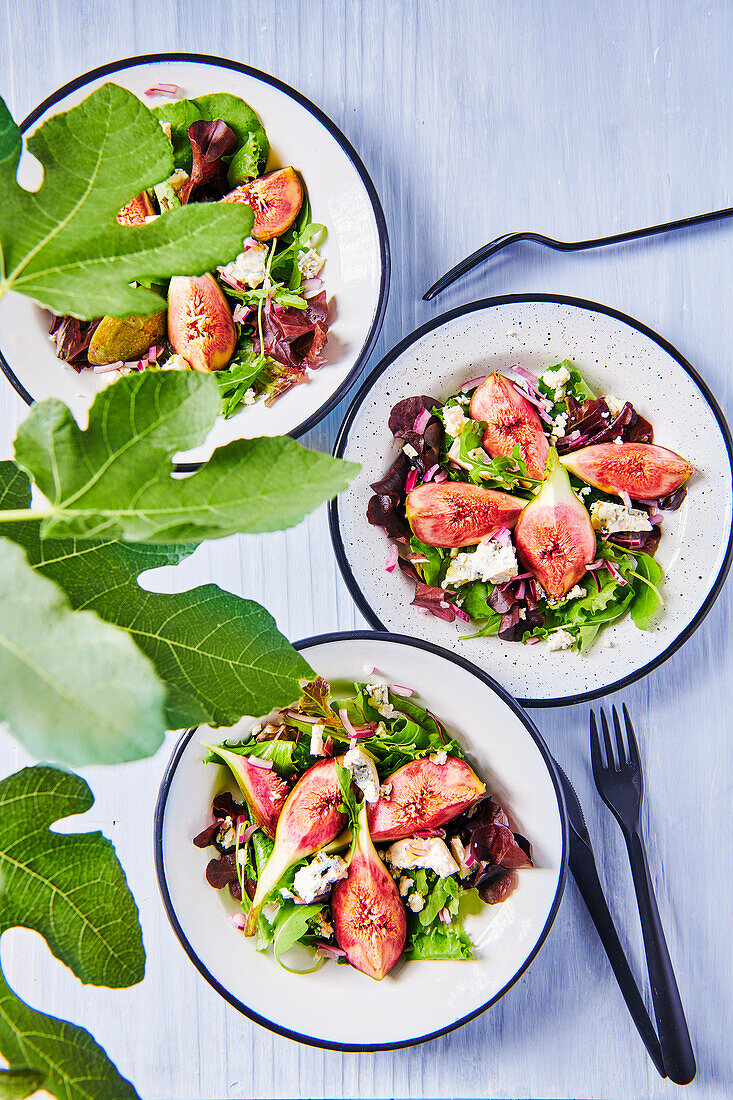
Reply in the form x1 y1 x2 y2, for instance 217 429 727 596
222 167 303 241
368 756 486 842
167 273 236 371
469 373 549 480
514 450 596 599
331 805 407 980
560 442 693 498
406 482 525 548
244 757 347 936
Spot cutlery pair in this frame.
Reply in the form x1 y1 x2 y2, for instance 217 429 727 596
557 705 695 1085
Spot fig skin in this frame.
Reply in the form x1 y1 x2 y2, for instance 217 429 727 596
469 373 549 480
406 482 525 548
244 757 348 936
560 442 693 498
117 191 156 226
514 450 596 599
204 744 290 838
167 273 236 371
368 756 486 842
331 805 406 980
87 312 166 366
221 167 303 241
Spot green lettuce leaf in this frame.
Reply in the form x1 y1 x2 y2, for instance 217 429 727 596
0 84 251 318
0 766 144 1099
11 371 359 543
629 551 665 629
404 921 473 961
0 462 315 732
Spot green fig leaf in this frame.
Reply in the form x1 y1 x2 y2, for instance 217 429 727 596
0 461 314 731
12 371 359 543
0 535 165 766
0 766 143 1099
0 84 252 318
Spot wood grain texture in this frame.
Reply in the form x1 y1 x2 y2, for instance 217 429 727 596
1 1 732 1097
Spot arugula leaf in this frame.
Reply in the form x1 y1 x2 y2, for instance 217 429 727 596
0 536 165 765
419 874 462 927
335 763 362 856
11 372 359 543
0 462 315 732
630 551 665 629
214 339 270 418
409 535 445 587
0 84 251 318
0 766 143 1099
438 415 538 492
271 903 323 962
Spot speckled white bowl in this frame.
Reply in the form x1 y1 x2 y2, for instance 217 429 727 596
330 295 733 706
0 54 389 462
155 632 566 1050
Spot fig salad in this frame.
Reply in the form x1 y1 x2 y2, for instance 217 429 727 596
195 677 533 980
48 88 330 416
367 363 694 651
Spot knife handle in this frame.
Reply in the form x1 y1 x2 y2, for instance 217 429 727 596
570 843 665 1077
625 831 696 1085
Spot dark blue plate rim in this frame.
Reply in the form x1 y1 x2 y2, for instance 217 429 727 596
154 629 568 1052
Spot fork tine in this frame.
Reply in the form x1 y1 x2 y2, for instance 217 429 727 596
612 706 628 765
590 711 604 779
622 703 641 768
600 708 617 770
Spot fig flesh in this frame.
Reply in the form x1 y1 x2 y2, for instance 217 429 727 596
221 167 303 240
331 805 406 980
167 273 236 371
514 450 596 599
469 373 549 479
87 311 166 366
244 757 347 936
406 482 525 548
117 191 155 226
204 744 289 838
560 442 693 498
368 756 485 842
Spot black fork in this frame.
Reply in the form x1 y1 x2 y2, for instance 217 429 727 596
590 705 696 1085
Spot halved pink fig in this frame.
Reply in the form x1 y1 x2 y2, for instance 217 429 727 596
168 273 236 371
368 756 485 842
560 442 693 498
331 805 406 980
244 757 347 935
469 373 549 479
205 744 289 839
221 167 303 240
514 450 596 599
406 482 525 548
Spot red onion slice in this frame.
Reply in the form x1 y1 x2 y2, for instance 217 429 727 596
144 83 179 98
413 407 431 433
460 375 487 391
248 756 273 770
390 684 414 697
384 544 399 573
405 468 418 493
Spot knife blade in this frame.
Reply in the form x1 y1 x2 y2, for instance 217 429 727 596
554 762 665 1078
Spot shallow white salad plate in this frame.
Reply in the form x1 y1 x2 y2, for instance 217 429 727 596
0 52 389 463
330 295 733 706
155 632 567 1050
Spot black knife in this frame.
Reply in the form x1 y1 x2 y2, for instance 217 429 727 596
554 763 666 1078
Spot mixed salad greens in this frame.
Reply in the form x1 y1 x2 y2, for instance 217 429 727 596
49 87 330 416
195 677 532 978
367 362 694 652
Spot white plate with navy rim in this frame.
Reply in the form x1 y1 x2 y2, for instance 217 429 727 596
0 52 389 464
154 632 567 1051
329 294 733 707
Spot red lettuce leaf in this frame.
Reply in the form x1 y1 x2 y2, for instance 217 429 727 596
182 119 238 204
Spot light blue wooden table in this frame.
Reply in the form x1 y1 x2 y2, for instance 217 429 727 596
1 2 732 1097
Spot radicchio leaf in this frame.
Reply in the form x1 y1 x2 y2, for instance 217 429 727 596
254 291 330 373
658 486 687 511
205 851 239 889
557 398 635 452
181 119 239 204
623 409 654 443
388 396 442 437
608 524 662 556
399 559 456 622
48 315 101 367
